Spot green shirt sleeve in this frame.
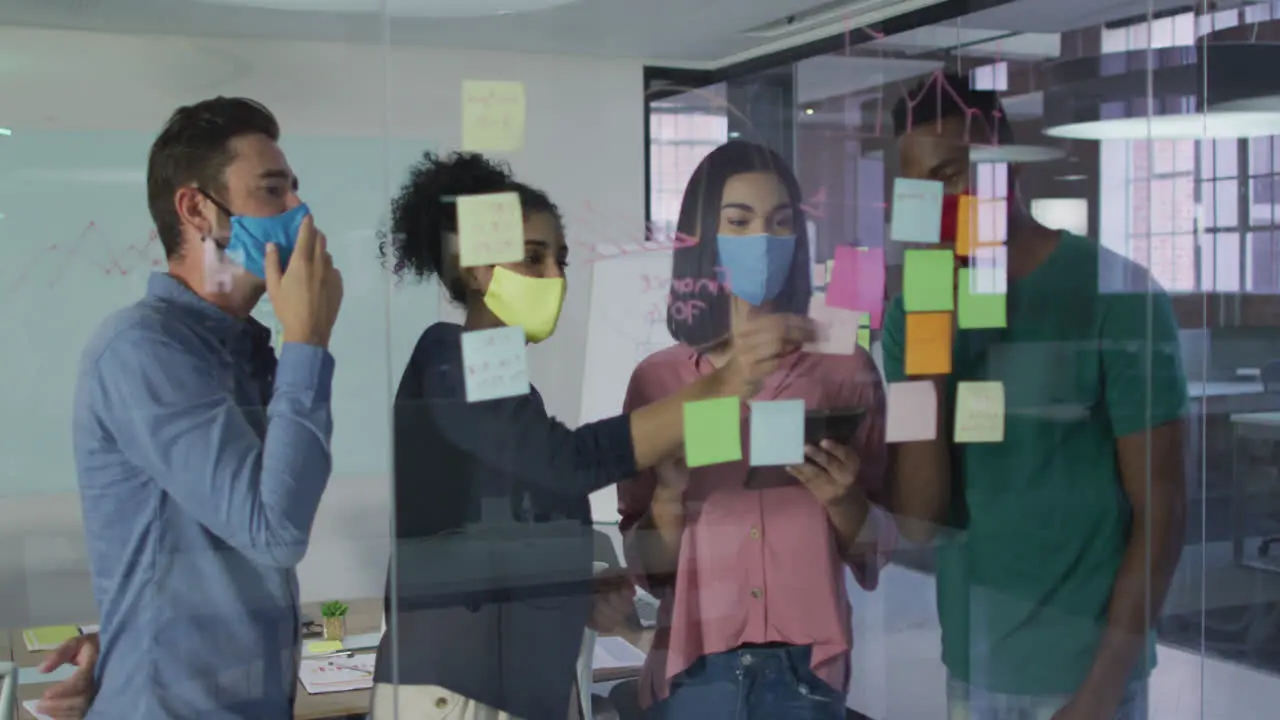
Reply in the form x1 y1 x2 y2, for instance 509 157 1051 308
881 296 908 384
1099 288 1189 438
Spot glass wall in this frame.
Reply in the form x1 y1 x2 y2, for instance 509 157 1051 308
3 1 1280 719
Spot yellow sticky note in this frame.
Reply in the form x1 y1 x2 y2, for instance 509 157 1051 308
23 625 79 650
683 397 742 468
957 196 1006 256
856 313 871 350
462 80 526 153
904 312 952 376
954 381 1005 443
308 640 344 654
456 191 524 268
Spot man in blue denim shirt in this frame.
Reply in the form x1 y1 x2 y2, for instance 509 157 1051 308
58 97 343 719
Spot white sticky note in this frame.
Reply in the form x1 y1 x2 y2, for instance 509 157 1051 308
805 292 862 355
890 177 944 244
456 191 524 268
461 326 530 403
954 381 1005 443
749 399 805 466
886 381 938 443
462 80 526 153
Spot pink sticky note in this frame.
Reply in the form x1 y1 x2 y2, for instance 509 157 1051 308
825 245 885 328
805 292 861 355
886 380 938 443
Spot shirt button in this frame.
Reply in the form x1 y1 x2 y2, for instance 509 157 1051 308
750 588 762 599
435 697 448 709
749 527 760 539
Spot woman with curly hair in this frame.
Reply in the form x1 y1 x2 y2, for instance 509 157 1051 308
369 151 813 720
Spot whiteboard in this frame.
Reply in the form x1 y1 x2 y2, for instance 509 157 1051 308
0 130 437 494
579 249 677 522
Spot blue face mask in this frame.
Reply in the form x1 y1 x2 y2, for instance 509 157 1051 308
715 233 797 306
203 191 311 279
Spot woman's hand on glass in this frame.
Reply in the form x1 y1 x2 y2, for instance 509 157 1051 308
721 314 815 397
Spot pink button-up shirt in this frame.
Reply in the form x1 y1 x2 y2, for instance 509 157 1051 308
617 345 893 709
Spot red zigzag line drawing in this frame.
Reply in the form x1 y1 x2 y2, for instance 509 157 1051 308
3 222 164 306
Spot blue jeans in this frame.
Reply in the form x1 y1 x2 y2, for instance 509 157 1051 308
647 645 845 720
946 676 1148 720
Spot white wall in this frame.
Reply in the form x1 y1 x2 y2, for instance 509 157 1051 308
0 25 644 625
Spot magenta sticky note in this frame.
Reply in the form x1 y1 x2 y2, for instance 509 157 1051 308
825 245 885 328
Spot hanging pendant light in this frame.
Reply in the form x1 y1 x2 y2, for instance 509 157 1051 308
1042 22 1280 140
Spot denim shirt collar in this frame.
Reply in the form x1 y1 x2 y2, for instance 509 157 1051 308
145 272 271 350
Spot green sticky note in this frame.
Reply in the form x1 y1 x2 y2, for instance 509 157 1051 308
683 397 742 468
904 249 955 312
857 327 871 350
957 268 1007 328
308 640 344 654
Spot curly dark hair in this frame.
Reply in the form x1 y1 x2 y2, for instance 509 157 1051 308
378 151 564 304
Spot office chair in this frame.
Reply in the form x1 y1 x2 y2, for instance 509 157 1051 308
1255 360 1280 558
0 661 16 720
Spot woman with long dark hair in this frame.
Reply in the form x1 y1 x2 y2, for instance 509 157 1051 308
619 141 893 720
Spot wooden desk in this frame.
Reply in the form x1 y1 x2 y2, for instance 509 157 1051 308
9 599 653 720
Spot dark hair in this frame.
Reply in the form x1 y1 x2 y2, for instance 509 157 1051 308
891 71 1014 145
147 97 280 259
667 141 811 348
378 151 564 304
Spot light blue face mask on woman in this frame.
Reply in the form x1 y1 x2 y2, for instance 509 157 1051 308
715 233 797 306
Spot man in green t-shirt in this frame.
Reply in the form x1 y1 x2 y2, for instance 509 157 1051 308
882 73 1188 720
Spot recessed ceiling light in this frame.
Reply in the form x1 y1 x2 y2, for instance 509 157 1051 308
193 0 579 16
804 108 815 115
0 128 11 136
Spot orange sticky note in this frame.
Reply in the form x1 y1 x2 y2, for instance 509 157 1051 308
956 194 978 257
905 312 952 376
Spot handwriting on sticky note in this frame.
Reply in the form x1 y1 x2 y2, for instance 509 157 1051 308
461 326 530 402
826 245 885 327
462 80 526 153
308 640 344 654
954 381 1005 443
886 381 938 443
890 178 944 244
683 397 742 468
457 191 524 268
904 249 955 312
957 268 1007 329
749 399 805 466
806 292 862 355
905 312 952 376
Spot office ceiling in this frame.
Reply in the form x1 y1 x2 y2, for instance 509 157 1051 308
0 0 949 67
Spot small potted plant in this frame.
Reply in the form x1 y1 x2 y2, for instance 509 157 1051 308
320 601 349 642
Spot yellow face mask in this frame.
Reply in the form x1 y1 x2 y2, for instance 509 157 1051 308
483 266 566 343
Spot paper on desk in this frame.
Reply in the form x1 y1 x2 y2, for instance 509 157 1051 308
23 700 54 720
593 636 646 671
299 654 376 695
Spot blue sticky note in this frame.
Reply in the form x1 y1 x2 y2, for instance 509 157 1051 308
890 178 944 243
748 399 805 466
461 326 530 402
